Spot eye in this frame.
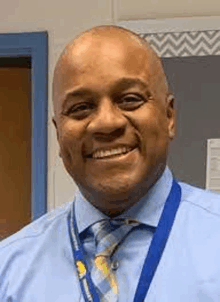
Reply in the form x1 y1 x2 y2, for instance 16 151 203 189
67 102 95 119
117 94 145 110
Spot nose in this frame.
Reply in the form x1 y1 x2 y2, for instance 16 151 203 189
87 98 127 140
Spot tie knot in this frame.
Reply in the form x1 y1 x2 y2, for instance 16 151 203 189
90 219 139 256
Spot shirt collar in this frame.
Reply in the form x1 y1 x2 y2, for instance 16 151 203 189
75 166 173 234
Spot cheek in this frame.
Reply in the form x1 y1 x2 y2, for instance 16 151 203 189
136 112 169 153
58 121 83 161
58 131 86 182
59 119 83 143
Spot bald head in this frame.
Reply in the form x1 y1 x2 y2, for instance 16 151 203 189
53 25 169 115
55 25 158 68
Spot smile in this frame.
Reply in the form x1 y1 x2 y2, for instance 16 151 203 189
91 146 134 159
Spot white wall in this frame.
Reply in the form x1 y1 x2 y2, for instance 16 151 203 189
117 0 220 20
1 0 220 210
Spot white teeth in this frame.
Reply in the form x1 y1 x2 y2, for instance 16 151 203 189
92 147 132 159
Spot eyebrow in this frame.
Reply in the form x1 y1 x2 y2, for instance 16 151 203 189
112 77 149 92
61 77 150 110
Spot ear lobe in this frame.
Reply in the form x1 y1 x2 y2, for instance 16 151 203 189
166 94 175 140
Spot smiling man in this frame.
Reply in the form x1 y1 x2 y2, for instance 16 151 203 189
52 26 175 217
1 26 220 302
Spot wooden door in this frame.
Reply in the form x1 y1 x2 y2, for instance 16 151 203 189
0 67 31 240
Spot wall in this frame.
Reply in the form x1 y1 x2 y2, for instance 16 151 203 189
163 56 220 189
117 0 220 20
1 0 220 210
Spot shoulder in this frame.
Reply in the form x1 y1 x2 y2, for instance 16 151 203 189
179 181 220 217
0 201 73 289
175 181 220 245
0 200 73 250
171 182 220 282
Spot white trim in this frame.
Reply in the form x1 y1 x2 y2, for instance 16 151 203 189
206 139 211 190
117 16 220 34
206 139 220 191
112 0 118 25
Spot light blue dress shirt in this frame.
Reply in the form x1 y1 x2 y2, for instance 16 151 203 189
1 167 220 301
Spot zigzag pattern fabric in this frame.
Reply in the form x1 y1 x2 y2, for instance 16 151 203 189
141 30 220 57
90 219 138 301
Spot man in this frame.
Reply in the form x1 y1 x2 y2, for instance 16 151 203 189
1 25 220 301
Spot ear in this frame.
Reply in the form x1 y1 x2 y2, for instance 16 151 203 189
52 117 62 158
166 94 175 140
52 117 59 139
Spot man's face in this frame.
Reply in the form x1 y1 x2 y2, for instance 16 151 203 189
53 31 175 215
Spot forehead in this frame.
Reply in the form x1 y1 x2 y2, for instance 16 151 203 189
66 29 146 59
60 40 154 88
75 40 148 72
53 30 166 111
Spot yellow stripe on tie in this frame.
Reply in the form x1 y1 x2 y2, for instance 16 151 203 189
95 256 118 294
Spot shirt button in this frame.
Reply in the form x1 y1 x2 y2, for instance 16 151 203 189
111 260 119 271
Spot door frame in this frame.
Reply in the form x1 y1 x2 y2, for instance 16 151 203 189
0 31 48 220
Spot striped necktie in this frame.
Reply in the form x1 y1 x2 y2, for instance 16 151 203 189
90 219 139 301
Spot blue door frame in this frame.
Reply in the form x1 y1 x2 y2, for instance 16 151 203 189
0 31 48 220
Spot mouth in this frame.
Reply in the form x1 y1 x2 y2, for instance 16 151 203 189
87 145 136 160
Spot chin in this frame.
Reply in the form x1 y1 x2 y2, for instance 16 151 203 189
85 174 143 202
97 164 164 197
83 177 151 217
98 181 133 197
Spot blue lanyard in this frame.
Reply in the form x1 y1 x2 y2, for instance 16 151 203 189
68 179 181 302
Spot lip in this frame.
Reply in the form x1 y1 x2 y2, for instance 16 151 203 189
86 144 138 160
95 146 138 161
87 147 139 166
